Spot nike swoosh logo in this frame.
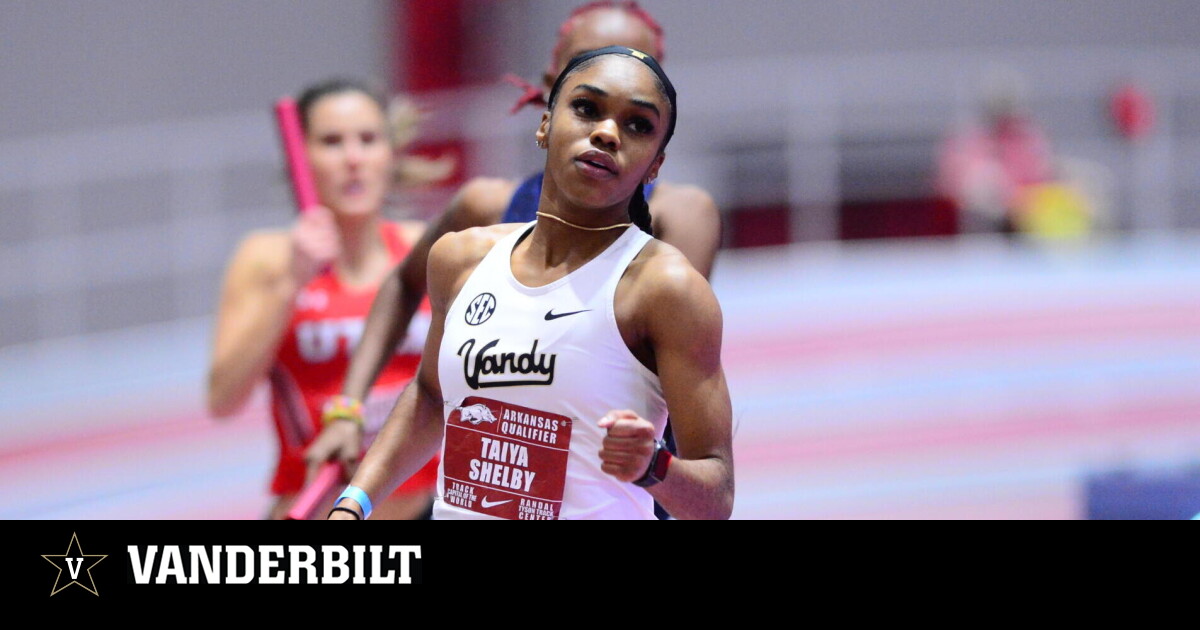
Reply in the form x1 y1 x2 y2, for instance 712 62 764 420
481 497 512 509
545 309 591 321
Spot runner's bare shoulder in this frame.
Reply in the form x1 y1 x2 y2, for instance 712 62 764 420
428 224 525 306
455 177 519 227
627 238 702 288
225 228 290 285
620 237 719 328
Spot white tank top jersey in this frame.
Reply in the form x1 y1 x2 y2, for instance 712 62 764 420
434 223 668 520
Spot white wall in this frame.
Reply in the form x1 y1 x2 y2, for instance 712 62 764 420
0 0 392 141
507 0 1200 69
0 0 392 345
3 0 1200 342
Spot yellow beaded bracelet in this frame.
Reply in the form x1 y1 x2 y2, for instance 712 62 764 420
321 395 365 428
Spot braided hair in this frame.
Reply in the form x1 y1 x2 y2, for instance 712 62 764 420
507 1 666 114
629 178 653 235
550 2 665 74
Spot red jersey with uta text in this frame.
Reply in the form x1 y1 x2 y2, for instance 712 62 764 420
268 221 436 496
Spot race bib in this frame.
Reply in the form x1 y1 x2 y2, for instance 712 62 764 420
441 396 571 520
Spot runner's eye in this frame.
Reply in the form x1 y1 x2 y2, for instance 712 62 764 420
627 117 655 135
319 133 342 147
571 98 598 118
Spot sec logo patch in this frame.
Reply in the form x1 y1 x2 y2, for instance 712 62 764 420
464 293 497 326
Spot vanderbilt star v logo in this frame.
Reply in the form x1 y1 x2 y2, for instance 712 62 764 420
544 309 591 321
42 533 107 596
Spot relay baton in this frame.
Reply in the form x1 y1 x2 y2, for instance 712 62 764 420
285 461 345 520
274 97 320 214
275 97 336 520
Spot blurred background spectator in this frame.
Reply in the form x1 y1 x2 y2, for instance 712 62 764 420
936 67 1054 234
936 66 1120 241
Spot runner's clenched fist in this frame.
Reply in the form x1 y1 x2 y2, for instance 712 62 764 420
598 410 657 482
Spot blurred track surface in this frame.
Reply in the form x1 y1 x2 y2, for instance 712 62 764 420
3 234 1199 519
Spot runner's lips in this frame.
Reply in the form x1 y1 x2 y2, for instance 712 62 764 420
575 150 618 175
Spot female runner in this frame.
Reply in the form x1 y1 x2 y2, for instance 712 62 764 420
208 78 442 519
329 47 733 520
309 5 719 518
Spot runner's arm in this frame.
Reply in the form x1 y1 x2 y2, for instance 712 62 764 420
603 256 734 519
207 233 298 417
340 178 512 400
329 231 477 517
315 182 513 476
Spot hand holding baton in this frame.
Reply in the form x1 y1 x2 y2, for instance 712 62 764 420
274 97 320 214
285 462 344 520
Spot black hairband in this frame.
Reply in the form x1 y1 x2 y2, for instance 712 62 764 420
546 45 677 147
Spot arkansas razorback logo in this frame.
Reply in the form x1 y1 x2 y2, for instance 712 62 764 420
457 403 497 425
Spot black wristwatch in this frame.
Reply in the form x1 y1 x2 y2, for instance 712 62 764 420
633 438 672 488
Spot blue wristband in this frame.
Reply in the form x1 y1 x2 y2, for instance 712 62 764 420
335 486 373 520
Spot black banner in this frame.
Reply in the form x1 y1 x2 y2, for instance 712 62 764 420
6 518 766 610
9 521 434 609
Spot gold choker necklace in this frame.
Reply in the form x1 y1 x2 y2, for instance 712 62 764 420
536 212 632 232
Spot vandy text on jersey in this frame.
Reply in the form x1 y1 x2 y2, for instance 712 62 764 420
457 338 557 388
